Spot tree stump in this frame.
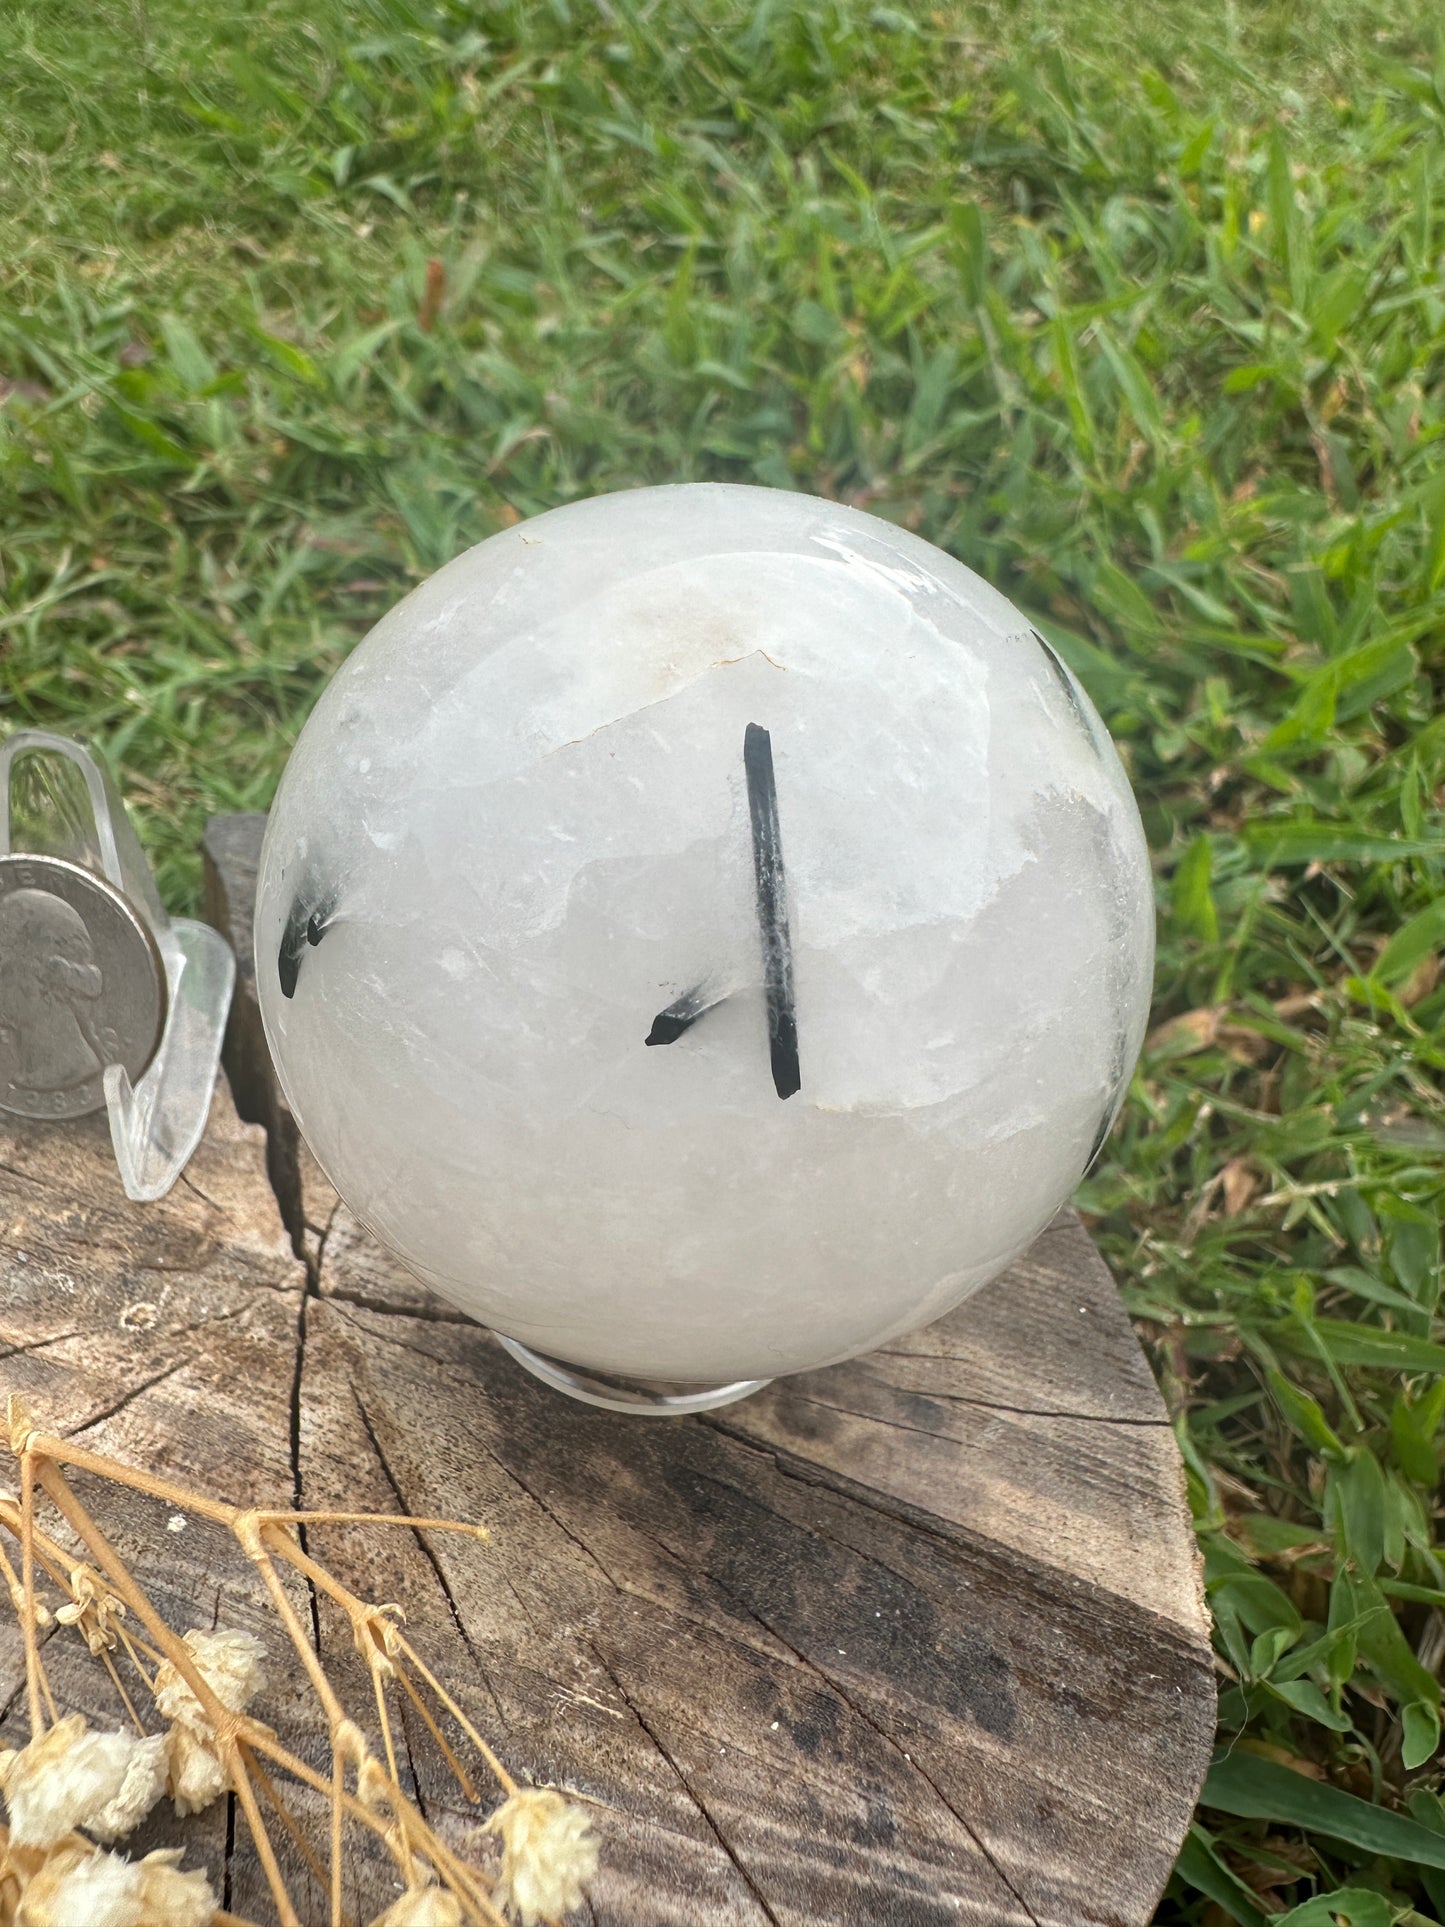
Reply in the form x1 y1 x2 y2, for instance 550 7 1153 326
0 814 1215 1927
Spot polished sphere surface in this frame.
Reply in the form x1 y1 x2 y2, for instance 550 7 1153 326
257 485 1153 1382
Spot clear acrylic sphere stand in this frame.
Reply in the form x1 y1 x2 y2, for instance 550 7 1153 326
489 1335 769 1416
0 731 234 1202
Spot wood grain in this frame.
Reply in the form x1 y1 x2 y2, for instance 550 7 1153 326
0 814 1213 1926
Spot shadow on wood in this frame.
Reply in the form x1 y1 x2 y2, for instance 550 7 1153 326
0 814 1213 1927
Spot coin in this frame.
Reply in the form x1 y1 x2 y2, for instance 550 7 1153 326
0 853 167 1121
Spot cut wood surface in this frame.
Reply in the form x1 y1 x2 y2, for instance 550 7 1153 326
0 812 1214 1927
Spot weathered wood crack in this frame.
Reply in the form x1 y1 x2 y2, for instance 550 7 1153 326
222 1790 237 1915
328 1304 483 1374
0 1330 83 1365
858 1377 1173 1426
787 1387 1171 1439
697 1566 1043 1927
586 1642 782 1927
349 1385 508 1731
323 1287 479 1326
289 1254 322 1650
62 1359 193 1437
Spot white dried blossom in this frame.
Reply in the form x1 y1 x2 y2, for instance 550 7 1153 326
0 1716 166 1848
368 1882 465 1927
85 1733 169 1845
15 1841 215 1927
153 1628 265 1725
132 1847 216 1926
161 1722 228 1819
154 1627 265 1817
14 1842 133 1927
483 1788 598 1927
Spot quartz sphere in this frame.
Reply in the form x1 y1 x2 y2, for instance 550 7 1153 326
256 485 1153 1387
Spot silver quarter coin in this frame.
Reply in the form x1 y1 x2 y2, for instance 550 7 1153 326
0 853 167 1121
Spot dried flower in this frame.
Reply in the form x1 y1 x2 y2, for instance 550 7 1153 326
484 1788 598 1927
85 1735 170 1846
357 1755 395 1811
355 1602 407 1682
161 1722 227 1819
154 1627 265 1816
54 1565 127 1655
133 1846 216 1925
0 1412 589 1926
153 1627 265 1726
0 1716 166 1848
13 1841 131 1927
15 1840 214 1927
368 1882 465 1926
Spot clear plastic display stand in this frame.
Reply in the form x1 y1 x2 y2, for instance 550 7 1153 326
0 730 234 1201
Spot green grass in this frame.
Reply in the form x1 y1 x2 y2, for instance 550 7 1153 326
4 0 1445 1917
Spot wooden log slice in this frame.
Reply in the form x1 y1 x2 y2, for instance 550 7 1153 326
0 815 1214 1927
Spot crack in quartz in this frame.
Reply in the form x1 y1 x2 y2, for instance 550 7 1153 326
540 648 791 763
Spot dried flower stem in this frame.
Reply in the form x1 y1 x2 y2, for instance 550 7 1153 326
235 1756 305 1927
267 1529 519 1798
247 1752 342 1916
96 1643 145 1735
394 1667 478 1801
18 1443 47 1739
389 1636 516 1800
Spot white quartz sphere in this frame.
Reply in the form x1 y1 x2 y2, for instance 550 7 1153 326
256 485 1153 1385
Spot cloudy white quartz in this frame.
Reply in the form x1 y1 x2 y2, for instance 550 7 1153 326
256 485 1154 1383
